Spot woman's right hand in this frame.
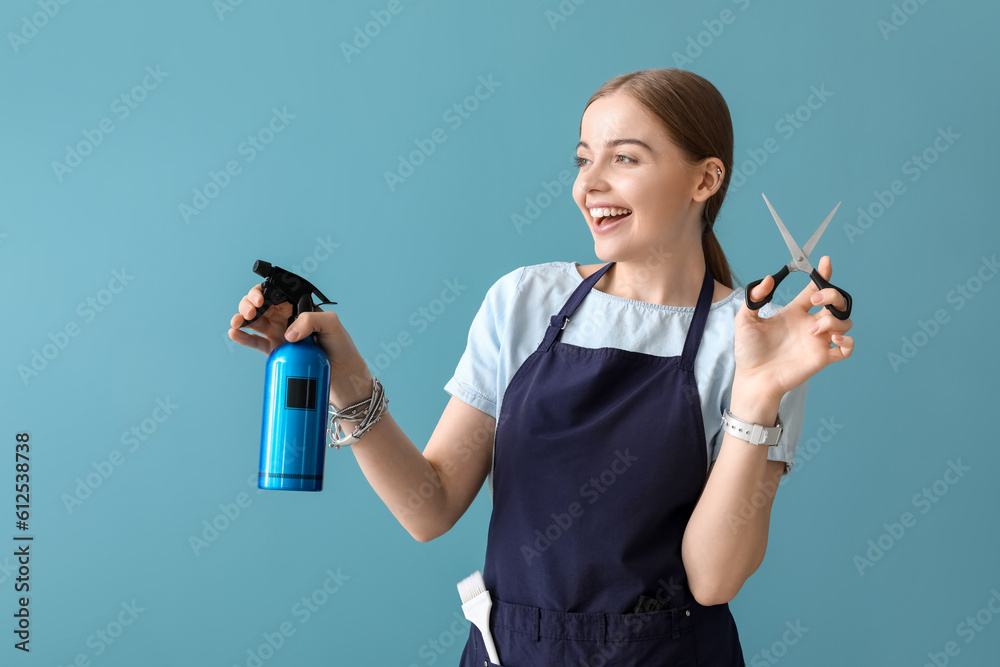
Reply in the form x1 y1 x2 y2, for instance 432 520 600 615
228 284 373 406
230 287 497 543
229 284 292 355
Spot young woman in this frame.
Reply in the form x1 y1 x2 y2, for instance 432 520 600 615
229 68 854 666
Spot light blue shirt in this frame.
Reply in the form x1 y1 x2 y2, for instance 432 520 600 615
445 261 808 502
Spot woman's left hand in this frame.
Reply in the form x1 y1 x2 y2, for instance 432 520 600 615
733 255 854 401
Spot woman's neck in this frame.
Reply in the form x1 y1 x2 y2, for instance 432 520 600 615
591 235 714 307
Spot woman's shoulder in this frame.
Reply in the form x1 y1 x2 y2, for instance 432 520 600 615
492 261 581 291
480 261 579 309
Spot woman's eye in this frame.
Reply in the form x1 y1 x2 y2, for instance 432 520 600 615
573 154 636 168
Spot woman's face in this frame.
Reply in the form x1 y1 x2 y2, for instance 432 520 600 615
573 93 711 261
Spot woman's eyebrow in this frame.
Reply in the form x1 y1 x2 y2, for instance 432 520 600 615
576 138 654 152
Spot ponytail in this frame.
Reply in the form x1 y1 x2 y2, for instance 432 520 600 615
702 229 732 289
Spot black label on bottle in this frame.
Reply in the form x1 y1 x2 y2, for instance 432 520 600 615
285 376 317 410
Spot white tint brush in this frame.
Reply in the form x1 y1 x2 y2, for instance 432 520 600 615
457 570 502 666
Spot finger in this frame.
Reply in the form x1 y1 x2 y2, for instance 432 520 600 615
232 306 276 336
809 287 849 312
239 295 258 321
815 254 832 280
285 310 339 342
241 285 266 312
748 274 774 305
228 326 271 354
232 285 273 332
827 333 854 361
808 314 853 336
250 286 266 310
790 255 833 310
233 312 272 337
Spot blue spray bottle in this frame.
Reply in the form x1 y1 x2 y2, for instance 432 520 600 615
240 260 337 491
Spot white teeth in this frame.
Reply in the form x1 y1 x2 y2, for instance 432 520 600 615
589 207 632 218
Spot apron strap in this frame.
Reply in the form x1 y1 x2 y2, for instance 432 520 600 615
680 264 715 372
541 262 614 352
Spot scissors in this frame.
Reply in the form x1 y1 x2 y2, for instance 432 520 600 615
745 193 852 320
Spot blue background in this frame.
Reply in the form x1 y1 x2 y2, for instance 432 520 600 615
2 0 998 665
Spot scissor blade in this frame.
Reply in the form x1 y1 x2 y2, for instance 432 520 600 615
761 193 808 269
801 202 841 258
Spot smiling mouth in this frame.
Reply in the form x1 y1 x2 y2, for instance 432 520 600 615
595 211 632 226
589 206 633 226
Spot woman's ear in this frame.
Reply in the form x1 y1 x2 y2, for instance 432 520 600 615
691 158 724 203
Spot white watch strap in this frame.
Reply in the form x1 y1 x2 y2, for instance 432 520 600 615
721 409 782 446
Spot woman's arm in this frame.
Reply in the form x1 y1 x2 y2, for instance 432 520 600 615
681 255 854 606
338 379 496 543
680 376 784 606
232 283 498 543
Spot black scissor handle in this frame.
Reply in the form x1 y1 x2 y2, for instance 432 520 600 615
809 269 852 320
745 265 790 310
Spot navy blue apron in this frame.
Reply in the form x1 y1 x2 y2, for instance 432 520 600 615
459 261 745 666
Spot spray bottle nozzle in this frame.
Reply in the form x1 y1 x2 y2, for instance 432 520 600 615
240 259 337 330
252 260 272 278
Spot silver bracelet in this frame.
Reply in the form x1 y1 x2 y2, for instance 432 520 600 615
327 376 388 449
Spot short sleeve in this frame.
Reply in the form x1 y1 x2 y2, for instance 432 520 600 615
709 296 811 477
443 267 524 419
771 380 808 475
711 379 809 477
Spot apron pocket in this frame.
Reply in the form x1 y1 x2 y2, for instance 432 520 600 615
487 598 698 666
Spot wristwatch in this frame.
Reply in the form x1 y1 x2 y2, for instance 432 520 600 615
721 409 782 446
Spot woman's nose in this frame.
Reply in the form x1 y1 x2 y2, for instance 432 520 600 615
576 160 609 193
